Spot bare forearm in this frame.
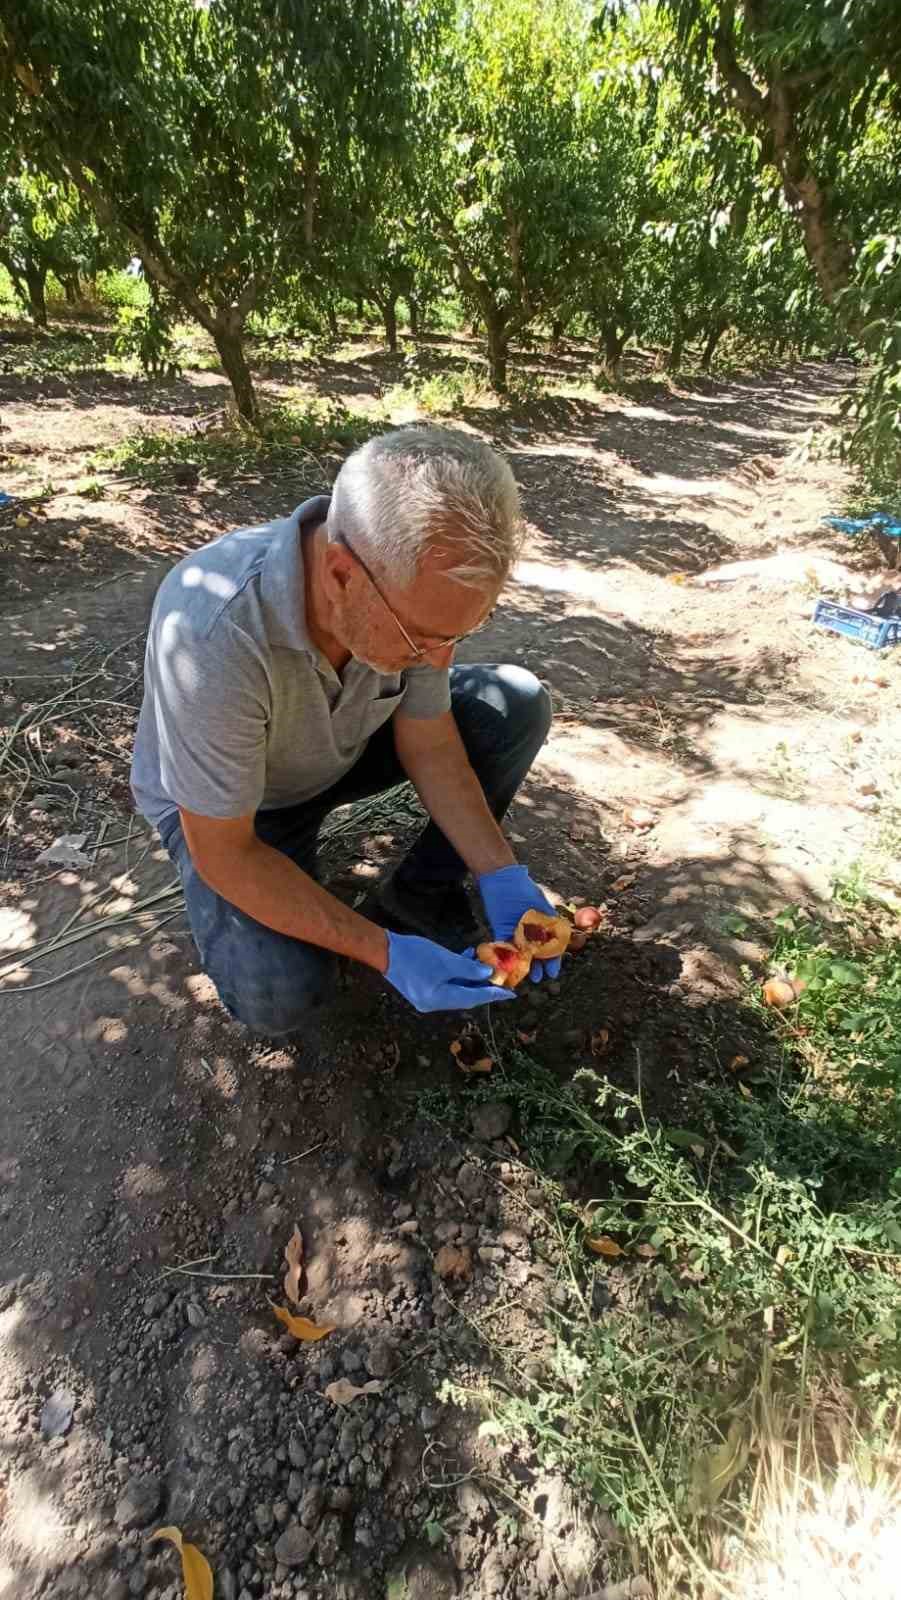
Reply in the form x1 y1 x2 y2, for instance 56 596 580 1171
400 745 515 877
194 837 389 973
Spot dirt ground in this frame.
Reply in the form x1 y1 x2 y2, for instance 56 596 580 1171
1 335 899 1600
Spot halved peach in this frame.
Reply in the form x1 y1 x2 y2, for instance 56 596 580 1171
476 940 532 989
513 910 572 961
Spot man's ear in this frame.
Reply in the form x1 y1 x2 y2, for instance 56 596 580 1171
322 540 354 595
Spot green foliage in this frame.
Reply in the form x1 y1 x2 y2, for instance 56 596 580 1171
113 304 182 380
94 400 377 485
839 233 901 498
439 885 901 1563
383 358 490 416
768 897 901 1117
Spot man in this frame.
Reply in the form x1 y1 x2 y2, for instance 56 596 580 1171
131 426 560 1035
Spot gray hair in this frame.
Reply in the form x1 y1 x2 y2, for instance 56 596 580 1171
327 426 523 590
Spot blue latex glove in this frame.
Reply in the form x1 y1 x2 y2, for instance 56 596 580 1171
385 931 516 1014
477 864 562 984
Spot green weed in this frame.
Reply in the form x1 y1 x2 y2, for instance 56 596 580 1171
94 398 377 484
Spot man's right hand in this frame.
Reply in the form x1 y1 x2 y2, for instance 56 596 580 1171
385 932 516 1014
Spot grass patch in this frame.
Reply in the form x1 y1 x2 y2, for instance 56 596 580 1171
0 329 115 379
440 882 901 1593
93 398 379 484
383 359 491 417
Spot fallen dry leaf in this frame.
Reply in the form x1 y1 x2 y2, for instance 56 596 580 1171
623 806 658 831
270 1303 336 1341
590 1027 610 1058
634 1243 658 1259
587 1235 624 1258
323 1378 384 1406
728 1054 749 1072
150 1527 213 1600
283 1224 304 1306
610 873 637 892
434 1243 473 1283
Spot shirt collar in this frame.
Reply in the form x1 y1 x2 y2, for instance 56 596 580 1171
260 494 331 654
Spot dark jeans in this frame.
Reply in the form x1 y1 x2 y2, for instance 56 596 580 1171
159 663 551 1036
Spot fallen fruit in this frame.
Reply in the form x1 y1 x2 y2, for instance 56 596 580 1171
623 806 657 830
762 978 797 1009
475 939 532 989
513 910 572 960
450 1032 493 1073
573 905 604 932
569 929 589 953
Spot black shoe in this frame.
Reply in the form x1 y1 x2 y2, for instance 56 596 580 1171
374 871 484 951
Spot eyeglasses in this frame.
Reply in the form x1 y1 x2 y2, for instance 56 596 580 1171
336 533 494 659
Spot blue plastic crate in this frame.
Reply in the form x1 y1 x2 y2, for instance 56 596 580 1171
812 597 901 650
822 512 901 539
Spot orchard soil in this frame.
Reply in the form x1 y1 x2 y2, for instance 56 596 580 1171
1 329 898 1600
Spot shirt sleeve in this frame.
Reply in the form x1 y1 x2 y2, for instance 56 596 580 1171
399 663 452 719
147 610 269 818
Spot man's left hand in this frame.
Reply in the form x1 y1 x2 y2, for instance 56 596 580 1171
477 863 562 984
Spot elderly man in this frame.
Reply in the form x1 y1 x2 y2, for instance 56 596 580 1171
131 426 558 1035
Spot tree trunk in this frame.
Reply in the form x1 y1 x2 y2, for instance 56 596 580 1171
380 296 398 352
24 260 48 328
212 319 257 422
700 323 726 372
600 323 628 378
667 321 685 372
711 31 855 316
407 295 419 338
355 294 364 319
551 317 567 352
325 302 339 338
62 274 81 305
469 319 481 339
484 309 509 392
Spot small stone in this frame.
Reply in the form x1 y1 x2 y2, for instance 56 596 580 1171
433 1221 459 1242
273 1525 314 1568
420 1405 442 1431
393 1203 413 1221
218 1570 237 1600
317 1514 343 1566
477 1246 504 1265
186 1302 204 1328
40 1387 75 1438
397 1219 419 1236
365 1339 394 1379
299 1485 325 1530
30 794 58 811
257 1181 276 1202
254 1502 274 1535
105 1580 129 1600
142 1293 169 1320
287 1471 304 1503
470 1102 513 1142
456 1162 483 1199
340 1347 364 1376
114 1476 161 1530
329 1486 353 1514
288 1432 307 1468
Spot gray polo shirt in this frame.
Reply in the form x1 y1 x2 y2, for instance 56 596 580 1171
130 495 451 827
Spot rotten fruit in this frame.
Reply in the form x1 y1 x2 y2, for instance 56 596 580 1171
513 910 572 961
476 940 532 989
